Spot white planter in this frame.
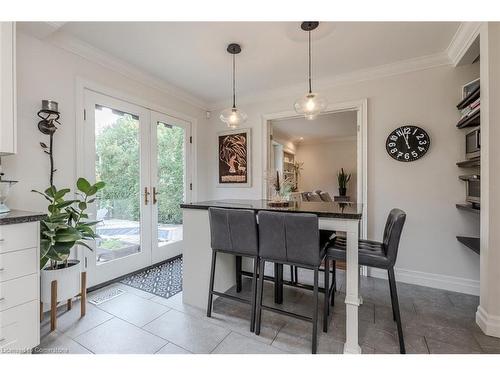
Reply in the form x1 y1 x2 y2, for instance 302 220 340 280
40 260 81 304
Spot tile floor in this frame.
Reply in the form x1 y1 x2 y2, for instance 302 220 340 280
37 271 500 354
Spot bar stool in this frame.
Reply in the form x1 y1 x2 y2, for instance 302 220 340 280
254 211 331 354
207 207 259 332
325 208 407 353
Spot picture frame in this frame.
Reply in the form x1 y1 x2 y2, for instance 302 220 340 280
216 128 252 187
462 78 480 99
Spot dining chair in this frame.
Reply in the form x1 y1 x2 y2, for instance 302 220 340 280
325 208 407 353
207 207 259 332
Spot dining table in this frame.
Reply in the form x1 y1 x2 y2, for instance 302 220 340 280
180 199 363 354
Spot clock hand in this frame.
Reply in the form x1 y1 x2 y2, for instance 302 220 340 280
404 133 410 149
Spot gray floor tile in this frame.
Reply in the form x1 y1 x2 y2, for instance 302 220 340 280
212 332 286 354
41 300 113 339
470 325 500 352
151 293 207 318
96 292 170 327
426 338 482 354
143 309 230 353
359 325 428 354
36 331 92 354
155 342 192 354
74 318 166 354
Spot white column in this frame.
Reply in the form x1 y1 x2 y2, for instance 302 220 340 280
343 220 361 354
477 22 500 337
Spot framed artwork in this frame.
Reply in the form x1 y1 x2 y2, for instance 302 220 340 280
217 128 251 187
462 78 480 99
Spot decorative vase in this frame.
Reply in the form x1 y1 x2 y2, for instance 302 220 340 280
40 259 81 304
339 188 347 196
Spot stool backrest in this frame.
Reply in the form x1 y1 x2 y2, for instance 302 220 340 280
208 207 258 256
382 208 406 266
258 211 321 266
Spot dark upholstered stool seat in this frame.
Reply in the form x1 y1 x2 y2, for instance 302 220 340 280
327 237 390 268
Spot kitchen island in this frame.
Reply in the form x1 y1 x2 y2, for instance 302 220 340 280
181 199 363 354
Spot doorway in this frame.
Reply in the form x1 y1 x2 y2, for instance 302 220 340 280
82 89 191 287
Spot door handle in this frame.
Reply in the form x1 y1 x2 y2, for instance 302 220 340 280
153 187 158 205
144 187 150 205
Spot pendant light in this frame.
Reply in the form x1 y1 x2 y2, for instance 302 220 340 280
294 22 326 120
220 43 247 128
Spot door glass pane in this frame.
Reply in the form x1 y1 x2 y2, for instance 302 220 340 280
94 104 141 265
156 122 184 247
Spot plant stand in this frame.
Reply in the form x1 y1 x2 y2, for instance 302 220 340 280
40 271 87 331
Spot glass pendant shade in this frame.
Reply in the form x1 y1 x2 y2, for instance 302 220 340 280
220 107 247 128
294 92 327 120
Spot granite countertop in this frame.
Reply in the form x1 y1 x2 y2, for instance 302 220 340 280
0 209 46 225
180 199 363 220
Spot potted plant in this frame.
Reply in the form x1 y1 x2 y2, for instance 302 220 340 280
337 168 351 197
33 178 105 305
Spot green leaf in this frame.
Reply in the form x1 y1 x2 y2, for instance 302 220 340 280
40 255 50 270
45 186 57 198
87 186 98 196
54 188 71 200
55 200 78 209
32 190 53 203
54 228 82 242
76 241 94 252
94 181 106 190
76 178 91 194
78 202 87 211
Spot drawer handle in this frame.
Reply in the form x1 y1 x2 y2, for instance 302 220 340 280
0 338 5 343
0 297 4 302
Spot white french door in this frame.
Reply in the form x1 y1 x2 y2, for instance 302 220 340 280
83 90 191 287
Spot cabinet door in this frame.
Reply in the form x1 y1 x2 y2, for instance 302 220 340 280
0 22 16 155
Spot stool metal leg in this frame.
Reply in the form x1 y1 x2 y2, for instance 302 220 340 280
388 269 396 321
274 263 284 304
255 260 265 336
388 267 405 354
312 268 319 354
330 260 336 307
250 257 259 332
236 256 242 293
323 258 330 333
207 251 217 318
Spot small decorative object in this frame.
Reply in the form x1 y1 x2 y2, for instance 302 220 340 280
265 170 294 206
462 78 480 99
294 22 327 120
37 100 60 186
386 125 430 162
292 161 304 191
220 43 247 128
0 172 17 213
337 168 351 197
217 128 251 186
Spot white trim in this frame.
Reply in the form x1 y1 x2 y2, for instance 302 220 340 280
368 267 480 296
476 306 500 338
261 99 368 240
446 22 482 66
49 32 208 110
297 135 357 146
209 52 451 110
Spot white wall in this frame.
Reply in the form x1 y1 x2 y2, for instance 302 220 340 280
296 138 357 201
204 63 481 294
2 32 208 212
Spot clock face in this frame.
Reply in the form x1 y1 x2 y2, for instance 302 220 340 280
386 125 430 162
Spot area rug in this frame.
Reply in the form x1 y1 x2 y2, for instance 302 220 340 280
119 256 183 299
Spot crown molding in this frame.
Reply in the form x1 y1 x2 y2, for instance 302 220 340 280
42 31 209 110
446 22 482 67
208 51 452 110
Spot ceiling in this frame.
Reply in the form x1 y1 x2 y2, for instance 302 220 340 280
24 22 460 107
272 111 357 144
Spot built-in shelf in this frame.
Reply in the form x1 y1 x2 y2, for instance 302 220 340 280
456 203 480 214
457 86 480 110
456 236 480 254
456 158 480 168
456 110 480 129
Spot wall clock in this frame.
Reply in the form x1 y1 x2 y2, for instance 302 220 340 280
386 125 430 162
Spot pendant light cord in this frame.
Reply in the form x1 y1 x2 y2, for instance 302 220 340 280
308 30 312 94
232 53 236 109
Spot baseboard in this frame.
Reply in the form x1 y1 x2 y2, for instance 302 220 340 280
476 306 500 338
368 267 480 296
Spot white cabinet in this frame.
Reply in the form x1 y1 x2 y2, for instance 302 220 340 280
0 221 40 353
0 22 16 155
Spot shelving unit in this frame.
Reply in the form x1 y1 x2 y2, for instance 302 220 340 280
456 236 480 254
456 79 480 255
283 151 297 188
